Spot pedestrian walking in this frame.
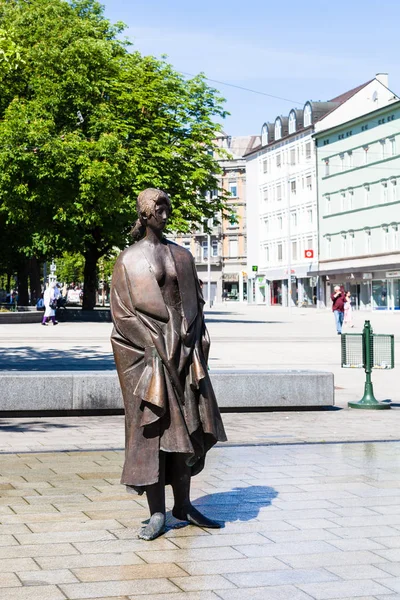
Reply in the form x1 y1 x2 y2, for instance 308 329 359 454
41 282 58 326
331 285 345 335
344 291 354 328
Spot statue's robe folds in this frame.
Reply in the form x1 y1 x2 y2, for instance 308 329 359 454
110 239 227 491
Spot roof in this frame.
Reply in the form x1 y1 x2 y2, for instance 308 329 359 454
244 79 376 158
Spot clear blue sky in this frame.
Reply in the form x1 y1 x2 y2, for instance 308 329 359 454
103 0 399 137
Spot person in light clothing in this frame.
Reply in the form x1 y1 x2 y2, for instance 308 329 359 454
41 282 58 326
344 291 354 328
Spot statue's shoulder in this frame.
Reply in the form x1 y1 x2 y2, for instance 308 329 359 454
167 239 194 262
117 242 145 265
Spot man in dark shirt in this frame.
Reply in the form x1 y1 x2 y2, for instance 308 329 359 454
331 286 346 335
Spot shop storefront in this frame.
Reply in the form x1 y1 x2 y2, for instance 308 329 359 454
222 272 247 302
324 270 400 311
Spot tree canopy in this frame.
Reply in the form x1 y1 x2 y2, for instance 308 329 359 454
0 0 228 307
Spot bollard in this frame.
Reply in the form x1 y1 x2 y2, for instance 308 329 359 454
342 320 393 410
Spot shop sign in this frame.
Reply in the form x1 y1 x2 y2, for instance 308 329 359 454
304 249 314 259
362 273 372 280
386 271 400 278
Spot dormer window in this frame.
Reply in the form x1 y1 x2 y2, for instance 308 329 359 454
288 111 296 134
304 103 312 127
261 123 268 146
275 118 282 140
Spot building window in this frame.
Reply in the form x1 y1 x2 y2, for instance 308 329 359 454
229 181 238 197
291 180 296 195
264 218 269 235
306 175 312 190
348 231 355 254
291 211 297 227
277 243 283 261
212 239 218 257
380 139 386 159
288 111 296 134
307 209 313 223
290 148 296 165
347 151 353 169
364 184 370 206
326 195 331 215
276 184 282 201
363 146 369 164
341 233 347 257
307 237 313 250
265 245 270 263
348 189 354 210
341 191 346 211
382 226 390 251
292 241 298 261
325 160 329 176
305 142 312 159
339 153 345 171
229 238 238 258
263 159 268 173
276 153 281 168
263 188 269 202
304 103 312 127
278 216 283 230
390 137 396 156
390 178 397 202
275 119 282 140
392 224 399 250
201 240 208 261
261 123 269 146
325 236 331 258
365 229 371 254
228 208 238 227
382 181 388 203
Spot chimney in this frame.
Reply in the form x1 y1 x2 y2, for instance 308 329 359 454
376 73 389 88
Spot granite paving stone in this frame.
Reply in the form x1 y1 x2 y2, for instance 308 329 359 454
298 579 394 599
17 569 80 585
59 578 180 599
214 585 316 599
169 575 236 592
71 563 188 582
224 567 339 587
376 578 400 593
277 550 386 569
0 586 66 600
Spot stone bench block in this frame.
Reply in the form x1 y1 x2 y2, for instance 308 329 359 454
0 370 334 413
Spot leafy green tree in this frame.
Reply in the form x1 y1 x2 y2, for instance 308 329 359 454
0 0 228 309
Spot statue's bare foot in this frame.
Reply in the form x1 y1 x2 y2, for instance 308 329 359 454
138 512 166 541
172 504 221 529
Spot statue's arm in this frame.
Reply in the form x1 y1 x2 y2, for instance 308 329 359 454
110 258 153 347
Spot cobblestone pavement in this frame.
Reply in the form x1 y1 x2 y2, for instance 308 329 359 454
1 439 400 599
2 307 400 598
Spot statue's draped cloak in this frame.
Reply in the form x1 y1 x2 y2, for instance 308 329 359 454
110 239 227 490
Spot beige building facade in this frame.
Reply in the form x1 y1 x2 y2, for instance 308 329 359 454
171 133 258 304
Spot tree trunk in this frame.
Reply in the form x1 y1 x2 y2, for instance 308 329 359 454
82 246 99 310
17 259 30 306
29 258 42 304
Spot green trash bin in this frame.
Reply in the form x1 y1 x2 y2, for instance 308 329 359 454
341 320 394 410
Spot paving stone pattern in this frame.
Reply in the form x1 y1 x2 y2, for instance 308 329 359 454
0 440 400 599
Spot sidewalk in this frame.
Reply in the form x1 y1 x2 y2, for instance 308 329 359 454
1 414 400 599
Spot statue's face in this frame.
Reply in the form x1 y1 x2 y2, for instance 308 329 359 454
146 200 170 233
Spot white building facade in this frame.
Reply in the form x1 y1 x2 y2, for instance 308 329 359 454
246 74 397 307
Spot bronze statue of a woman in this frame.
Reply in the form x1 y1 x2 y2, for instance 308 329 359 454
110 188 227 540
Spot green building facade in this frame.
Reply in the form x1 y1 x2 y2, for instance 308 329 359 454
315 100 400 310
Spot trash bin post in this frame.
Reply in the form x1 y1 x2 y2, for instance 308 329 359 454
348 320 391 410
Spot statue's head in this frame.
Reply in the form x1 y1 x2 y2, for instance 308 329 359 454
131 188 171 241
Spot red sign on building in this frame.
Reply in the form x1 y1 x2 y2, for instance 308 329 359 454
305 249 314 259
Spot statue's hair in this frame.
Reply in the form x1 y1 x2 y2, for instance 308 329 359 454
130 188 171 242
